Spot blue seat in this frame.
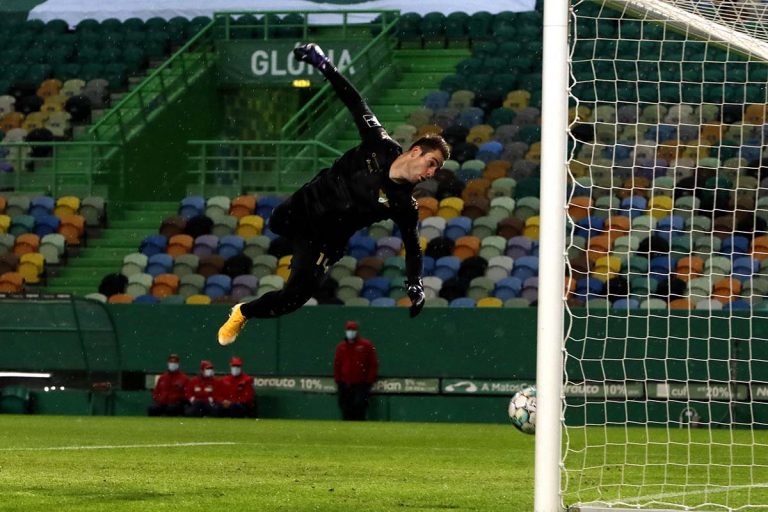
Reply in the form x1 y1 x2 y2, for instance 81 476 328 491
645 124 676 141
218 234 245 260
574 277 604 300
456 107 484 128
146 253 173 276
29 196 55 218
256 195 282 220
434 255 461 281
732 256 759 280
139 234 168 256
34 214 60 236
444 216 472 240
204 274 232 299
655 215 684 243
612 297 640 310
721 236 750 256
423 90 449 110
370 296 396 307
511 255 539 281
493 276 523 301
450 297 476 307
422 255 435 276
348 233 376 259
649 255 676 279
619 196 648 218
134 294 160 304
361 276 391 300
727 299 751 311
179 196 205 218
573 216 605 239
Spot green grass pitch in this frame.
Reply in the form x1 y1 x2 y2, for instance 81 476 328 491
0 415 529 512
3 416 766 511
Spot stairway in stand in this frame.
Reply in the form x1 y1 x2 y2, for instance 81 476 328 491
336 48 469 149
42 201 178 297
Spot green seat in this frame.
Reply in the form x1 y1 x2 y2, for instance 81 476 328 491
420 12 446 47
122 17 146 32
467 11 493 41
396 12 422 46
444 12 469 45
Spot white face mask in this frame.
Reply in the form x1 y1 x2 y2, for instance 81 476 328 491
168 362 179 372
345 330 357 340
231 367 242 377
203 369 214 378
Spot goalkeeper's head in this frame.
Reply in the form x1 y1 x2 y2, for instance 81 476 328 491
390 134 450 185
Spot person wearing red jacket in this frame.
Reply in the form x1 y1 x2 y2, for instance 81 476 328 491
334 320 379 421
184 360 219 417
218 356 256 418
148 353 189 416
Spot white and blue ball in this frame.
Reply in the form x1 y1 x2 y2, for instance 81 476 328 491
508 385 536 435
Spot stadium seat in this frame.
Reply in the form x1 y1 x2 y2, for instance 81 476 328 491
204 274 232 299
336 276 363 301
146 253 173 277
172 254 199 277
179 274 206 298
39 233 65 265
150 273 180 298
167 234 194 257
126 272 152 297
192 234 219 258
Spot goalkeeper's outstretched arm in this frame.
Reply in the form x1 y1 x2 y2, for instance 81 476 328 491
293 43 386 142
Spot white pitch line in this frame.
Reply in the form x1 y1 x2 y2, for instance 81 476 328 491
0 442 238 452
584 482 768 507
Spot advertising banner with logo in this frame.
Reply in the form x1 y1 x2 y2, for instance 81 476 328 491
217 41 368 86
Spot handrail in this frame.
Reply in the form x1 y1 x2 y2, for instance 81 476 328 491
279 11 401 142
87 18 218 141
186 139 343 195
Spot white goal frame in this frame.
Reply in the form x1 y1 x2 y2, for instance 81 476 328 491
536 0 768 511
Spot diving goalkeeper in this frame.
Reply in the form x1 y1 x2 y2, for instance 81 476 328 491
217 43 450 345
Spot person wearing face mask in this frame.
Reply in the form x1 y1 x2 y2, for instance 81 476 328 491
148 353 189 417
183 360 219 417
217 356 256 418
334 320 379 421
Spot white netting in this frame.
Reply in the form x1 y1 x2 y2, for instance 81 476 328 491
562 0 768 510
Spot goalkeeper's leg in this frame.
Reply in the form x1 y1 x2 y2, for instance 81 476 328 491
217 239 331 345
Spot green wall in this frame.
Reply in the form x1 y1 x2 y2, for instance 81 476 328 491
106 305 535 378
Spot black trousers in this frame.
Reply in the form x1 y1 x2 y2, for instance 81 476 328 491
337 382 372 421
240 200 341 319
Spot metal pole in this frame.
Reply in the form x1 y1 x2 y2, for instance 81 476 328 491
534 0 569 510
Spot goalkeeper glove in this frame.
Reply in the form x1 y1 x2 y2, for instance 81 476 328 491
406 278 426 318
293 43 334 73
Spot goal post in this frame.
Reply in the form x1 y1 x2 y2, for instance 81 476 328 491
537 0 768 511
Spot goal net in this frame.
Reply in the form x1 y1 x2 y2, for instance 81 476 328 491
553 0 768 510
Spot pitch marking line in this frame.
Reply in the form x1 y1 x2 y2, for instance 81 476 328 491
0 442 238 452
582 482 768 507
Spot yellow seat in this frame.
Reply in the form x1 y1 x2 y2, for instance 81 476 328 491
477 297 503 307
437 197 464 219
523 216 540 240
53 196 81 217
186 294 212 305
236 215 264 237
0 214 10 233
649 195 674 220
276 255 292 281
18 252 45 284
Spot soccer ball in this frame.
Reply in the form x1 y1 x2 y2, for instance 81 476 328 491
508 385 536 435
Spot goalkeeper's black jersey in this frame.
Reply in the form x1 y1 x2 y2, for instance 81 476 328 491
280 67 421 282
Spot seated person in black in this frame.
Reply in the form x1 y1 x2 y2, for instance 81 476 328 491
218 43 450 345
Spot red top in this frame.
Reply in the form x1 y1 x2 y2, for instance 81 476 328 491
219 373 255 405
152 370 189 405
185 375 218 403
334 337 379 384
